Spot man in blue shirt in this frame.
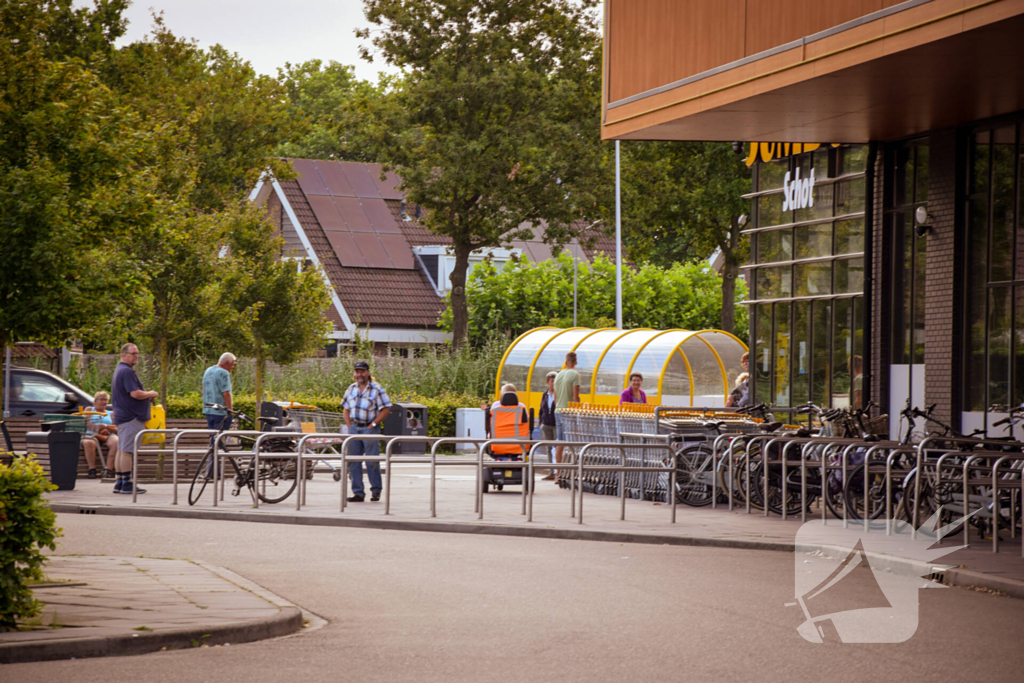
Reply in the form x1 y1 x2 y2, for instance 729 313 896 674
342 361 391 502
202 353 236 432
111 343 158 495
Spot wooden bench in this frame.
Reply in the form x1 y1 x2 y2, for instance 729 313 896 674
3 417 210 482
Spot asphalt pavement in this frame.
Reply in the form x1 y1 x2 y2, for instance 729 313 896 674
7 513 1024 682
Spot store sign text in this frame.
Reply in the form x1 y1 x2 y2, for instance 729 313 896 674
782 168 815 211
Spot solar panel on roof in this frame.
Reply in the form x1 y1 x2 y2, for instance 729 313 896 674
352 232 393 268
332 196 372 232
306 195 347 232
365 163 404 200
290 159 329 195
338 162 381 198
360 198 401 234
314 161 356 197
379 233 415 269
324 231 367 267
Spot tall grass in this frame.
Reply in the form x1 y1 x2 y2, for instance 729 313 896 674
66 336 508 402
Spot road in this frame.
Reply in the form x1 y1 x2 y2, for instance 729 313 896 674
9 513 1024 682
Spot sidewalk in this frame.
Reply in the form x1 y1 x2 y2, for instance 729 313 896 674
0 556 303 664
46 461 1024 592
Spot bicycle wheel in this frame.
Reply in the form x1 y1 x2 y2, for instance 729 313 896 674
188 449 213 506
253 451 298 504
894 470 964 538
675 444 716 507
842 462 887 522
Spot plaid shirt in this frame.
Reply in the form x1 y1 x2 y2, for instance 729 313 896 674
342 381 391 424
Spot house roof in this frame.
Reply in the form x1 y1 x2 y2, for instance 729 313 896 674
263 159 619 334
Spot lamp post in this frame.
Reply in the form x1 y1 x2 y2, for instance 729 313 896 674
615 140 622 330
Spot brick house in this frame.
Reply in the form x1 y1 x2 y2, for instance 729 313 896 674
603 1 1024 438
249 159 614 352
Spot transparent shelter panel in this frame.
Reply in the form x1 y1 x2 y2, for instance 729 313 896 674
680 336 728 406
572 329 631 395
696 331 748 393
627 331 694 404
660 351 693 406
528 328 595 393
497 328 559 398
592 330 663 399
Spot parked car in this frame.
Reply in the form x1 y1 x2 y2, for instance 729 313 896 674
4 367 95 418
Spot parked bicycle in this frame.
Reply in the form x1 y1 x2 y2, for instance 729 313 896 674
187 404 299 506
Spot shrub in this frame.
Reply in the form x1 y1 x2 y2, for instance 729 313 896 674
162 391 486 439
0 456 62 631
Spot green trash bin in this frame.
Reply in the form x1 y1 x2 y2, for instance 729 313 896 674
26 429 82 491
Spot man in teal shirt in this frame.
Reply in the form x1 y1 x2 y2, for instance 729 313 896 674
202 353 236 431
553 352 581 478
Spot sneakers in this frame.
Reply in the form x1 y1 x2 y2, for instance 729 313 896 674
88 468 97 479
113 478 123 494
346 494 365 502
119 481 146 495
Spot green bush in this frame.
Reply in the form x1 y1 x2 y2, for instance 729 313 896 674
163 391 486 439
442 252 749 346
0 456 62 631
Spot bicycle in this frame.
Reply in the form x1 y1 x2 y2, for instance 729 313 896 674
187 404 299 506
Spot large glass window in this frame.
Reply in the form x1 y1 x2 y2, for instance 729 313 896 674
964 120 1023 414
887 139 929 367
744 145 868 420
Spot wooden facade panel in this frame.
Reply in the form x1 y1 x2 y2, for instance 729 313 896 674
743 0 884 55
607 0 745 103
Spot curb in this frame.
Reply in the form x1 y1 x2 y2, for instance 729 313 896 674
51 502 1024 599
0 605 302 665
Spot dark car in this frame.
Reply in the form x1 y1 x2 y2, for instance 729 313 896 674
4 367 95 418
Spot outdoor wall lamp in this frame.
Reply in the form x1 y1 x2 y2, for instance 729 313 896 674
914 206 932 237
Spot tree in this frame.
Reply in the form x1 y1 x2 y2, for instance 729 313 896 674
356 0 606 347
218 205 333 413
276 60 393 162
0 1 160 388
102 17 298 210
443 253 748 346
620 142 751 335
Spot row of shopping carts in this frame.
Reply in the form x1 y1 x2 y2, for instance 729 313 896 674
555 403 765 501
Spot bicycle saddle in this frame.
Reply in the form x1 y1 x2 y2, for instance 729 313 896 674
758 421 783 433
795 428 813 438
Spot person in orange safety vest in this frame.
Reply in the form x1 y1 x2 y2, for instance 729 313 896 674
490 384 528 458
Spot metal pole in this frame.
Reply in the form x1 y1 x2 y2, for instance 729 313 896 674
615 139 623 330
573 240 578 327
2 344 10 418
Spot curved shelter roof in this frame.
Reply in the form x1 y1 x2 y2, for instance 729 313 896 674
495 327 749 412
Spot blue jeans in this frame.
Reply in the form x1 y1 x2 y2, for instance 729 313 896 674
347 425 382 497
555 412 567 441
204 414 229 475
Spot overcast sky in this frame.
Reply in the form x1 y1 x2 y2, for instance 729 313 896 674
90 0 394 81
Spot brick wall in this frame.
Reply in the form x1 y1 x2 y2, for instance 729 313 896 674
923 129 959 427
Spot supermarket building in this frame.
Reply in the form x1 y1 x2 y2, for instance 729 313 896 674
603 0 1024 437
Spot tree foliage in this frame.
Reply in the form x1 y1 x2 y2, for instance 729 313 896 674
356 0 606 346
275 59 392 162
102 16 298 210
620 141 751 334
217 204 333 411
443 253 748 347
0 0 160 359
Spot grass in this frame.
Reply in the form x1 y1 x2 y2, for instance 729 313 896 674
134 625 153 632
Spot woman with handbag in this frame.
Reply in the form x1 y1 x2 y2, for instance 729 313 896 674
83 391 119 479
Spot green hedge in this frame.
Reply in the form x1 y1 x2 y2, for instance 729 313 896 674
163 391 485 439
0 456 62 631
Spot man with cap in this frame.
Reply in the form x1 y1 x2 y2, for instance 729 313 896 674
342 361 392 502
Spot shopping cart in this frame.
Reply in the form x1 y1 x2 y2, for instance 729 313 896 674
284 408 347 481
